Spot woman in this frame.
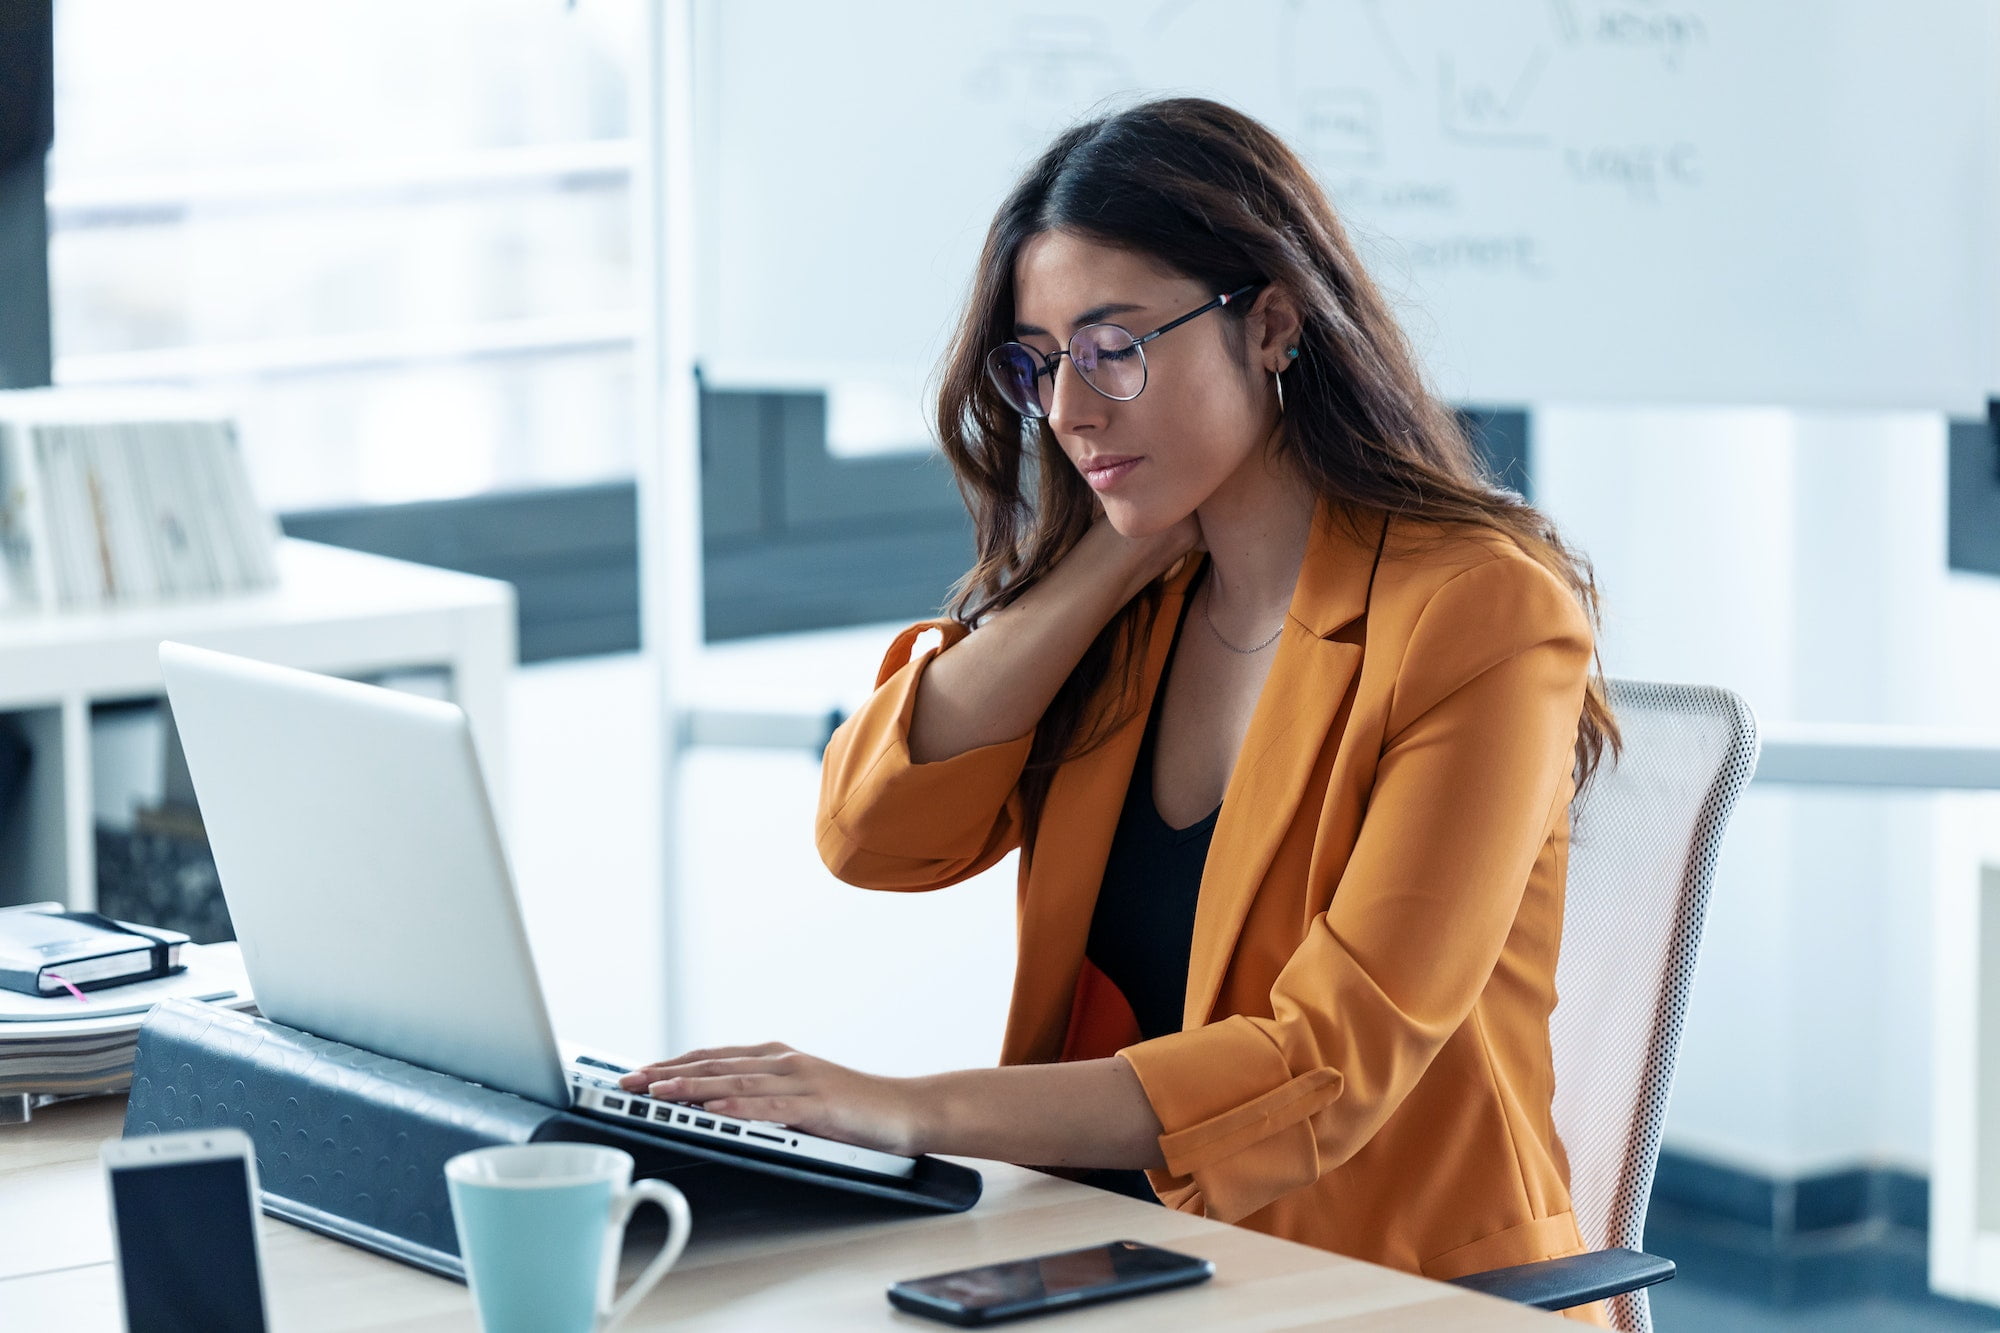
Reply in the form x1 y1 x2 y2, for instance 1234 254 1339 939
622 97 1616 1322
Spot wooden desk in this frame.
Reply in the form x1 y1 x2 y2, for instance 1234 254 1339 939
0 1096 1562 1330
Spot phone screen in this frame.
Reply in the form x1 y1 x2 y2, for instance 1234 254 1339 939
893 1239 1211 1320
109 1155 268 1333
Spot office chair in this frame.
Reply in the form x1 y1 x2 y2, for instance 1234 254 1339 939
1448 680 1761 1331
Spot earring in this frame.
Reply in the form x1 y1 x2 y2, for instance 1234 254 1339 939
1273 346 1298 413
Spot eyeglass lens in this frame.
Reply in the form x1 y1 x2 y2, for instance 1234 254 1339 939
985 324 1145 418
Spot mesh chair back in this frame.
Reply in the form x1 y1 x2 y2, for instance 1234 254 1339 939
1549 680 1759 1333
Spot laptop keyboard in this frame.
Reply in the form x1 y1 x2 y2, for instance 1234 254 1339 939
570 1069 793 1144
563 1064 916 1179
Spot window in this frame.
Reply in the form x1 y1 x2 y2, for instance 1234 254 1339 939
46 0 641 511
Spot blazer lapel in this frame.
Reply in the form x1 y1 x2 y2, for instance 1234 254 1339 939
1000 557 1203 1065
1183 509 1384 1026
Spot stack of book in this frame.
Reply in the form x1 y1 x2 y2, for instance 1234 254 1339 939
0 389 281 612
0 941 254 1110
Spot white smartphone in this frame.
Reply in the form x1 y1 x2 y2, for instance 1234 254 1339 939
101 1128 272 1333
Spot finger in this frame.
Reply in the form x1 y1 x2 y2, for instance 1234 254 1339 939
646 1072 800 1103
619 1048 791 1088
619 1044 788 1075
642 1056 792 1085
700 1095 806 1126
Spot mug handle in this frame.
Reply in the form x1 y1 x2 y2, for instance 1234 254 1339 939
597 1178 692 1332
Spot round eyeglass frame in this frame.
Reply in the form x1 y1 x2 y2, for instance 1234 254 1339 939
986 281 1265 420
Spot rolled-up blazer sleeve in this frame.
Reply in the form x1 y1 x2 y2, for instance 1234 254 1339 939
816 619 1034 891
1118 554 1593 1222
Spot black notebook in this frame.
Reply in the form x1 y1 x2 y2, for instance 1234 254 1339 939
0 905 188 997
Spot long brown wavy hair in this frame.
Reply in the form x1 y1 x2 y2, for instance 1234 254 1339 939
933 97 1617 847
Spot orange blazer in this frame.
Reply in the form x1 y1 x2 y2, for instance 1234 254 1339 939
817 507 1607 1324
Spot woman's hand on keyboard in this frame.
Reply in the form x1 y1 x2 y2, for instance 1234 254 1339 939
619 1043 928 1157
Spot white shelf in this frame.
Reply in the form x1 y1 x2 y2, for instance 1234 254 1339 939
1752 727 2000 1306
0 538 516 910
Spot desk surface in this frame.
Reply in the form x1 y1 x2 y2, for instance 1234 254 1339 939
0 1096 1561 1330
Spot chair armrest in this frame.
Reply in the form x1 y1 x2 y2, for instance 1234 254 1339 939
1444 1247 1675 1310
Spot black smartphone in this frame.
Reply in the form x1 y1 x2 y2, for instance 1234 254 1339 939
887 1239 1214 1326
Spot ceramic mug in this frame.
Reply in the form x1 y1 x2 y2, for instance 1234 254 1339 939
445 1143 690 1333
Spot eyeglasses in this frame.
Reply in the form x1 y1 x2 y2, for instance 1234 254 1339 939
985 282 1264 420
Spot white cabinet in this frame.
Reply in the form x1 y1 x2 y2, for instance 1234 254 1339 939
0 538 514 910
1753 726 2000 1304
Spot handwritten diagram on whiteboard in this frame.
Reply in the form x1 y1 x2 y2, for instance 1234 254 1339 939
697 0 1996 449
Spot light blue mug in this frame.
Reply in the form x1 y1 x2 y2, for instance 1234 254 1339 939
445 1143 691 1333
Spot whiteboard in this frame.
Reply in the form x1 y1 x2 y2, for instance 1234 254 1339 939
695 0 2000 443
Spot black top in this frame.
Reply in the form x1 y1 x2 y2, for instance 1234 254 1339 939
1084 566 1218 1045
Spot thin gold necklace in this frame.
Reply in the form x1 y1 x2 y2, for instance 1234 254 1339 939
1201 580 1283 654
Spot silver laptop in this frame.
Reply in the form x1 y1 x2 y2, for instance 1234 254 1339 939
157 641 914 1181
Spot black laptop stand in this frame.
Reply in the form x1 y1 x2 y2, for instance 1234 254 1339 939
123 998 983 1278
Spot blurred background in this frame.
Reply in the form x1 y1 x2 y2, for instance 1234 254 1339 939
3 3 1999 1329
